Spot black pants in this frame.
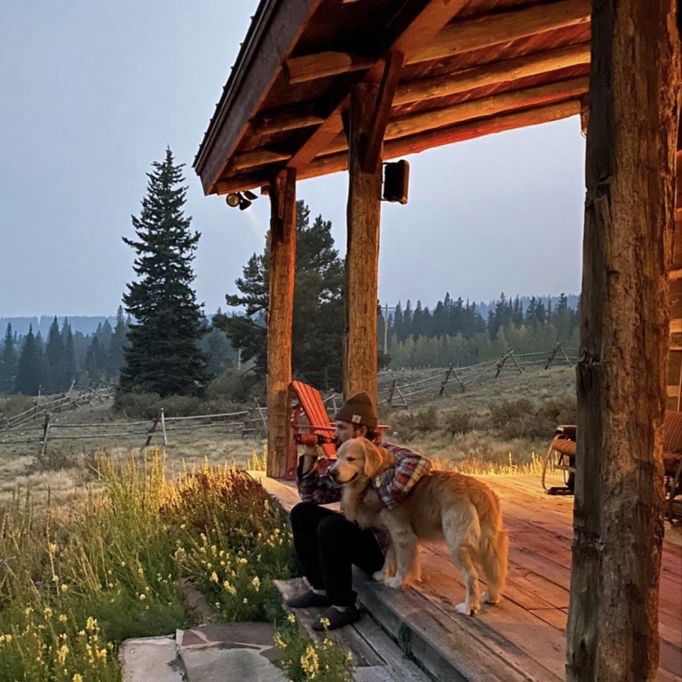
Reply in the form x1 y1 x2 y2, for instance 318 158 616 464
290 502 384 607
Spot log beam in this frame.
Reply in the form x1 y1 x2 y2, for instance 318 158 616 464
362 50 405 173
394 42 590 106
285 0 590 84
286 0 469 172
266 168 297 479
233 76 588 174
258 42 590 138
566 0 680 679
217 99 582 192
344 83 383 406
326 76 588 153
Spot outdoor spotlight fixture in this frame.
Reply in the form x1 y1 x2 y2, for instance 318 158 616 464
225 189 259 211
382 160 410 204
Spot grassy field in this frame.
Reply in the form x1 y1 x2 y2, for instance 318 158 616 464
0 366 576 504
0 368 590 680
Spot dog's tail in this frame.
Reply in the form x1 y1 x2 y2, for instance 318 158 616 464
478 495 508 604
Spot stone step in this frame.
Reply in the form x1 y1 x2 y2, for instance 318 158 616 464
275 578 431 682
119 635 186 682
176 623 285 682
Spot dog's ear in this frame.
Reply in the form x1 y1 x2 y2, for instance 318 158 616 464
362 439 384 477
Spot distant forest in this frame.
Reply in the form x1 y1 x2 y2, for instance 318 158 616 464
0 292 578 396
383 292 579 368
0 307 238 396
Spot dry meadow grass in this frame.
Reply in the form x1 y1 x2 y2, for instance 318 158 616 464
0 366 576 504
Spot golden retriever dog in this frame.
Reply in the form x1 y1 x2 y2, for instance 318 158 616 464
330 438 508 615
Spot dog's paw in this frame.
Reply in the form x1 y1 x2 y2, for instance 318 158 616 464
455 602 480 616
482 591 500 605
384 576 404 589
372 570 385 582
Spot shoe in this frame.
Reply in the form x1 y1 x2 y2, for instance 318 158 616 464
312 605 361 631
286 589 331 608
547 486 573 496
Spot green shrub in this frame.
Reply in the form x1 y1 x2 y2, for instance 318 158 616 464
389 407 439 441
487 396 576 440
442 410 474 436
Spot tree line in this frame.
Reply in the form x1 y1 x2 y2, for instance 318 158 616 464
0 310 238 396
0 147 580 398
384 292 579 368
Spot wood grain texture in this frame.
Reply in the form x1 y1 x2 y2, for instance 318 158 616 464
567 0 681 679
344 82 382 406
266 169 297 478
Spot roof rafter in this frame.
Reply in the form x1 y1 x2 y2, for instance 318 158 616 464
285 0 472 172
285 0 590 84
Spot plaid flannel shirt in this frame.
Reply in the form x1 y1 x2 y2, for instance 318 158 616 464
296 441 431 510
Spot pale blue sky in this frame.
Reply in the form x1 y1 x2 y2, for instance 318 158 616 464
0 1 585 317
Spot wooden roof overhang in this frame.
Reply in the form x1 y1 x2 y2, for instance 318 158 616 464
194 0 591 196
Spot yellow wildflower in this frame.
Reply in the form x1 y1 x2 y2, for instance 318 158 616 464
223 581 236 596
210 572 219 583
85 617 98 632
58 615 68 624
273 632 286 650
43 607 53 619
48 543 59 556
251 576 261 592
72 675 83 682
61 584 69 593
56 644 69 665
287 613 296 624
139 594 146 601
300 644 320 677
318 617 330 630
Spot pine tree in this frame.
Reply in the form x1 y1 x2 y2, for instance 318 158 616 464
60 321 76 390
84 335 107 385
0 324 17 393
216 200 345 390
108 306 128 380
45 317 64 392
14 326 43 395
120 148 207 397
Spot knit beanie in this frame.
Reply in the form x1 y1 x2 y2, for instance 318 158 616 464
334 392 378 430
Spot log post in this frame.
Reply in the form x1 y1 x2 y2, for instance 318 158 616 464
566 1 680 680
343 82 383 406
266 168 297 478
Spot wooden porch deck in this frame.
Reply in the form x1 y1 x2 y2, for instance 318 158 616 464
255 471 682 682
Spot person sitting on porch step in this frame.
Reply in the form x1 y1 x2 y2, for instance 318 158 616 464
287 392 431 630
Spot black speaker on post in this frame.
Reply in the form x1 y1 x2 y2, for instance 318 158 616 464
382 160 409 204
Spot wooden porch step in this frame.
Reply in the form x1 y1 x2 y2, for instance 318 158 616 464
352 569 561 682
274 577 430 682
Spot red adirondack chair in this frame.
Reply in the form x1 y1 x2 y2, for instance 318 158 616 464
285 381 337 479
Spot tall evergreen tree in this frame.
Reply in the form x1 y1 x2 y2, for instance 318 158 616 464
84 335 106 384
45 317 64 392
216 200 345 389
60 321 76 390
120 148 207 396
14 326 43 395
0 324 17 393
108 306 128 379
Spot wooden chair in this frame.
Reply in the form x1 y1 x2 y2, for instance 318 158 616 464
542 416 682 523
542 425 576 495
284 381 337 479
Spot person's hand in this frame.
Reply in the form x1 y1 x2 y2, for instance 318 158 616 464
301 444 322 474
